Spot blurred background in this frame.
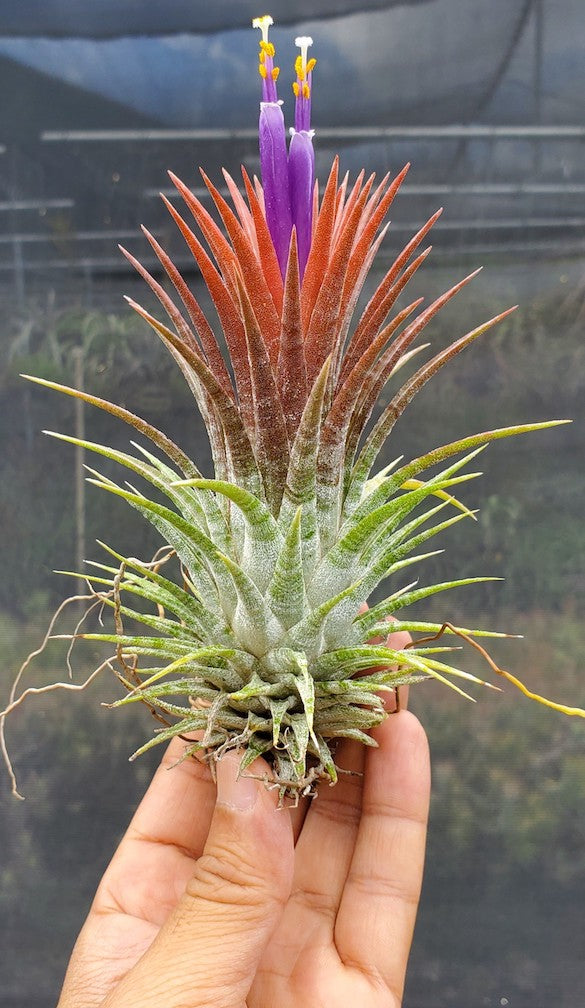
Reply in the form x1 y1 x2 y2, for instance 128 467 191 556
0 1 584 1004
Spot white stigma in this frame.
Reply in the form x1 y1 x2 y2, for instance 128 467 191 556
253 14 274 43
295 35 313 73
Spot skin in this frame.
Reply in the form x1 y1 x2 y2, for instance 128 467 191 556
58 628 430 1008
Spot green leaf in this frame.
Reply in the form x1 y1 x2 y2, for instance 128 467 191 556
45 430 215 538
93 594 204 642
129 714 209 760
289 578 364 655
174 477 282 589
111 678 218 706
380 620 520 639
279 357 332 569
266 507 308 629
131 440 230 548
217 552 283 655
313 735 338 784
238 736 274 773
86 478 238 617
346 421 571 517
355 577 501 633
288 713 310 770
270 698 292 747
349 444 486 526
22 373 202 479
94 542 221 633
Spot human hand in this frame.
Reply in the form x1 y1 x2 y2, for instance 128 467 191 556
58 629 430 1008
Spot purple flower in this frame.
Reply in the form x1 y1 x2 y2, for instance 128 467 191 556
289 36 316 277
288 128 314 278
254 17 316 281
258 101 292 276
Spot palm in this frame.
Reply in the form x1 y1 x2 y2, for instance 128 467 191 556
59 707 428 1008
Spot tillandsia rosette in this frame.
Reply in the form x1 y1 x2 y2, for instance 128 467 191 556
2 15 584 801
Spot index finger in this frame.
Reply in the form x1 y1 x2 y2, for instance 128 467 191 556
91 738 217 922
123 737 216 858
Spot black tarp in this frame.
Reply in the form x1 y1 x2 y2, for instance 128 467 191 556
0 0 583 284
0 0 429 38
0 1 533 132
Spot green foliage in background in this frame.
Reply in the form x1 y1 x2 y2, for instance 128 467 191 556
0 292 211 616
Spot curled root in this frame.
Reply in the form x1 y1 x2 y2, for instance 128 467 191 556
1 548 181 799
0 591 114 799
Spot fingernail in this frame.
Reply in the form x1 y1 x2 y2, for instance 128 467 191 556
216 753 259 811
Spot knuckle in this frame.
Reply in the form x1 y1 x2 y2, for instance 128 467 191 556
185 839 274 912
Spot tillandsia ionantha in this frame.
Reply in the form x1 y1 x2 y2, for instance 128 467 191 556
2 14 584 802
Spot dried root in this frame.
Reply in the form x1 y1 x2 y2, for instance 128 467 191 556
0 591 114 799
1 547 179 800
406 621 585 718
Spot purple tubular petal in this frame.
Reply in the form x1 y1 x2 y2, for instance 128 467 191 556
288 129 314 281
259 101 292 278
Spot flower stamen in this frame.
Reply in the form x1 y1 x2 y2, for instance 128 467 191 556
253 17 316 279
293 36 315 132
253 14 280 102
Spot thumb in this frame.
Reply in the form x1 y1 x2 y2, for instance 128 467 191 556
105 752 294 1008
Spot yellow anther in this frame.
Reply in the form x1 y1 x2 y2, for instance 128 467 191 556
272 66 280 80
258 63 267 78
294 35 313 76
302 82 310 99
252 15 274 44
259 49 265 63
306 57 316 74
292 81 300 97
295 54 305 80
259 40 275 57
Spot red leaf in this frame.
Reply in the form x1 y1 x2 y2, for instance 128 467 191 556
233 274 290 511
301 156 338 330
201 169 282 368
241 166 284 316
140 225 234 399
278 229 308 438
160 195 256 439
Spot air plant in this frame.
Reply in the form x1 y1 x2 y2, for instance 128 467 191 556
2 14 583 802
